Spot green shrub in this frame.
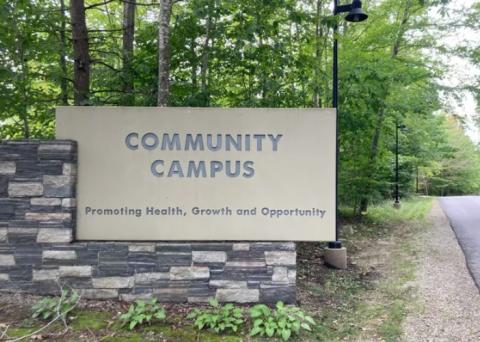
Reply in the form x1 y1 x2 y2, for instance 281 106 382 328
187 298 244 334
119 299 166 330
32 288 80 321
249 301 315 341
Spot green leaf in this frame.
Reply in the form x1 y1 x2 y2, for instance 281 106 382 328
281 329 292 341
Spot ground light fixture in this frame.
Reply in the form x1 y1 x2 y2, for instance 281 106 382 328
329 0 368 250
394 123 407 208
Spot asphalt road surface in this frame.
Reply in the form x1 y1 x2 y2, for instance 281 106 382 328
439 196 480 289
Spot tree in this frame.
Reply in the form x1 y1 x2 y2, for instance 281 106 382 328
70 0 90 105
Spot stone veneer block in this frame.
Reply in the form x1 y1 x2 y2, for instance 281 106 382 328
209 280 248 288
0 254 15 266
232 243 250 251
8 182 43 197
37 228 72 243
134 272 169 284
0 273 10 281
26 212 71 221
0 161 16 175
170 267 209 280
62 163 77 176
0 229 7 242
61 198 76 208
59 266 92 277
225 261 266 268
192 251 227 263
93 277 134 288
80 289 118 299
216 289 260 303
128 244 155 253
272 267 289 282
33 269 59 281
265 251 296 266
31 198 62 206
43 250 77 260
43 175 74 197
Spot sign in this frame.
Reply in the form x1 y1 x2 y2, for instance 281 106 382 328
56 107 336 241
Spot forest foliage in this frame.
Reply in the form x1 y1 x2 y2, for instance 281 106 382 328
1 0 480 212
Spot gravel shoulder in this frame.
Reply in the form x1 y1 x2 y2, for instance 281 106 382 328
403 200 480 341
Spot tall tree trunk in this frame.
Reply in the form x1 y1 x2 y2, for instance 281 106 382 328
199 0 214 106
12 9 30 138
359 0 414 213
313 0 323 107
122 0 136 105
59 0 69 105
157 0 173 107
70 0 90 105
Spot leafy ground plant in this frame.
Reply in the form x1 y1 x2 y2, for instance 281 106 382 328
119 299 166 330
32 288 80 321
250 301 315 341
187 298 244 334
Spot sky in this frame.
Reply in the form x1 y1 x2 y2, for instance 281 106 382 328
431 0 480 143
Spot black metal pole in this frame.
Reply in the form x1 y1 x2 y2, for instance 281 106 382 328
329 0 341 249
395 124 400 205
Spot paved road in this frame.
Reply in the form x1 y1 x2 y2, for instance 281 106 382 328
439 196 480 289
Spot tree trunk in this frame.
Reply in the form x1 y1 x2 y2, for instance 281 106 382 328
59 0 69 105
312 0 323 107
199 0 214 106
358 0 413 213
122 0 136 105
157 0 173 107
70 0 90 105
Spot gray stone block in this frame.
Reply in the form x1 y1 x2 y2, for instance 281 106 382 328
153 288 188 302
0 161 15 175
79 288 118 299
128 244 155 253
62 163 77 176
170 267 209 280
8 182 43 197
209 280 248 289
61 198 76 208
43 250 77 260
134 272 169 284
0 273 9 281
33 269 59 281
216 289 260 303
59 266 92 277
26 212 71 221
92 276 134 289
43 175 74 197
31 198 61 206
272 267 288 282
37 228 72 243
0 228 7 242
0 254 15 266
0 176 9 197
265 251 296 266
232 243 250 251
192 251 227 263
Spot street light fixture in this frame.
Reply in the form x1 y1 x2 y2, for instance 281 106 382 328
394 123 407 208
329 0 368 250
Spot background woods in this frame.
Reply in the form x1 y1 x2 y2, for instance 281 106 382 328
1 0 480 212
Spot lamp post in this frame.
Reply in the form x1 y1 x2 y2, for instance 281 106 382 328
394 123 407 208
329 0 368 250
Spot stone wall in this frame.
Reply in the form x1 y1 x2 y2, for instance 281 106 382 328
0 140 296 303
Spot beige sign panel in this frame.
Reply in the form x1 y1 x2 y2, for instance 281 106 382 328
56 107 336 241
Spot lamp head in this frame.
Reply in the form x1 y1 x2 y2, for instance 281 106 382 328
345 0 368 22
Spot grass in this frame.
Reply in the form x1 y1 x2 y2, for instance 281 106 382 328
301 196 434 341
